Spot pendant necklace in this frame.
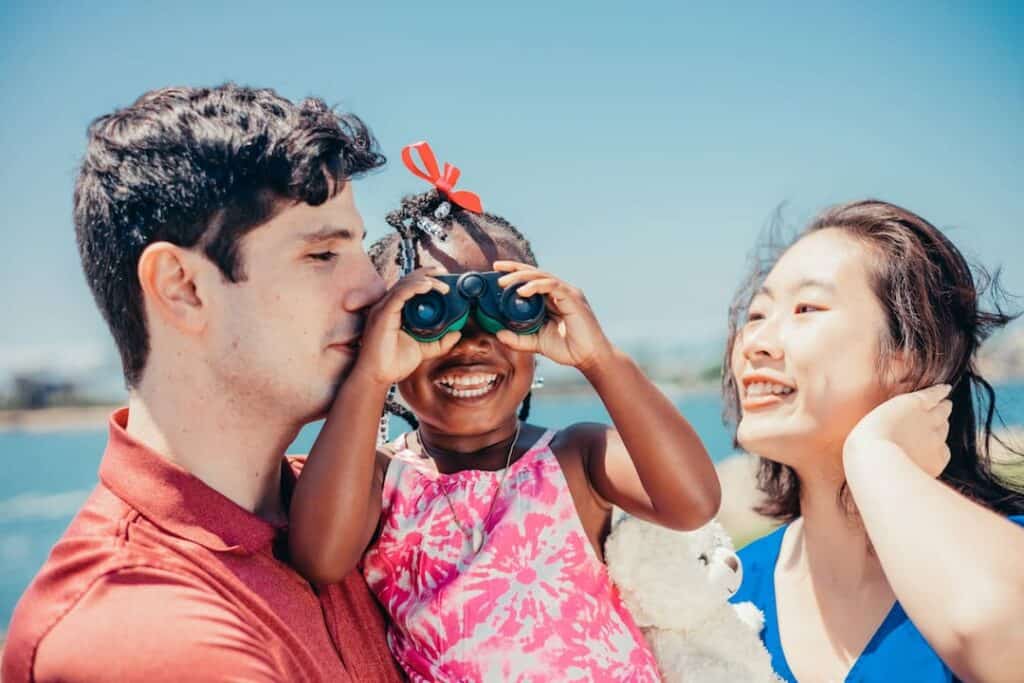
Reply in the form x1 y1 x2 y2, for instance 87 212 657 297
417 422 521 554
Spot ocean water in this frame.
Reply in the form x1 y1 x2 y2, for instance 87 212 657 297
2 383 1023 631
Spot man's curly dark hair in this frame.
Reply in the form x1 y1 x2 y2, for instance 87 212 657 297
74 83 385 387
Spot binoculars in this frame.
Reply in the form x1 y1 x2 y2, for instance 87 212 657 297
401 271 547 342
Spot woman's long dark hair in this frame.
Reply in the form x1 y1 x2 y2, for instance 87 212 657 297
722 200 1024 521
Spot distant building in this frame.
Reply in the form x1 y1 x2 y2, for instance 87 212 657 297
12 372 77 409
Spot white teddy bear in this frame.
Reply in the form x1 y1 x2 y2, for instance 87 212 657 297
605 511 782 683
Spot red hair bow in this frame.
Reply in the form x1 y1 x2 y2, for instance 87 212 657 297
401 141 483 214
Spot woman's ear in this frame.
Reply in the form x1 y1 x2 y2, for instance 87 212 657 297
137 241 208 335
885 348 916 394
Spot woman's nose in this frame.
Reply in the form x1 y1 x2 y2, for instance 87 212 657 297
740 316 784 362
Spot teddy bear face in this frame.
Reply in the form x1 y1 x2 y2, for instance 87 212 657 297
605 515 743 631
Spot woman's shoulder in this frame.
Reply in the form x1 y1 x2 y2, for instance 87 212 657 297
737 523 787 566
731 523 787 606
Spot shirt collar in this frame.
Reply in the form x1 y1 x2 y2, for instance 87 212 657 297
98 408 293 554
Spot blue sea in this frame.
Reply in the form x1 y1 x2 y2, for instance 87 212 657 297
3 383 1023 631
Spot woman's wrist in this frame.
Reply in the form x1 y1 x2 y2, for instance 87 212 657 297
843 436 909 481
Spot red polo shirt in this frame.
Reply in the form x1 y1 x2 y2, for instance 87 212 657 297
2 409 403 682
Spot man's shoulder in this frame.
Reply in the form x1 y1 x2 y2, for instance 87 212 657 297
2 485 271 682
4 564 285 682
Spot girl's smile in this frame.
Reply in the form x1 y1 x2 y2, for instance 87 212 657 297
431 361 505 401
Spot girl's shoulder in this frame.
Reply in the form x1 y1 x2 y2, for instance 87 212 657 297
549 422 613 456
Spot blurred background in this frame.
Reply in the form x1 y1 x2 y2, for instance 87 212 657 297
1 1 1022 636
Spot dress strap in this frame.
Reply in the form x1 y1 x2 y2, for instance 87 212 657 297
526 428 557 455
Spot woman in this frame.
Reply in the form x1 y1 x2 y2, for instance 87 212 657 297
726 200 1024 682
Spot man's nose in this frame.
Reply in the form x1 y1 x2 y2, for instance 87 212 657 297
342 256 386 312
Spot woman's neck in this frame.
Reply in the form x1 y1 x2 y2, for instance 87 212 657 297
416 418 525 474
784 459 888 591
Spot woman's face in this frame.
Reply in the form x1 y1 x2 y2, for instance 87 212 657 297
730 228 896 465
392 226 535 437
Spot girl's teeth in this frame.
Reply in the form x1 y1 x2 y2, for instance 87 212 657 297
436 374 499 397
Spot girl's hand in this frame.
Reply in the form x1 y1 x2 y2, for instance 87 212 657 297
843 383 953 478
352 267 462 386
493 261 614 370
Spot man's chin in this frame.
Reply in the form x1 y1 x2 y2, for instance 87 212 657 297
305 369 354 422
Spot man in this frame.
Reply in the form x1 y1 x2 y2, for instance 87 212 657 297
2 84 403 682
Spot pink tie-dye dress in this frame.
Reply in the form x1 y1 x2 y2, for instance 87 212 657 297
362 429 661 682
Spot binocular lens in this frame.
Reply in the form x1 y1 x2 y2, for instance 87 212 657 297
407 291 446 328
501 286 545 331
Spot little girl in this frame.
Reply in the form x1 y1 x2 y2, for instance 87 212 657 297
290 142 722 682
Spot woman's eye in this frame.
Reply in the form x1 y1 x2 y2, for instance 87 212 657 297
795 303 822 314
308 252 337 262
746 312 765 323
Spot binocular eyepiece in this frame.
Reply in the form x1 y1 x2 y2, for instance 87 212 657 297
401 271 546 343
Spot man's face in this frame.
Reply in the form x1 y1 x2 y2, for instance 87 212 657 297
204 183 385 424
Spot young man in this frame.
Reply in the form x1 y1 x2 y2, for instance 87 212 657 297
2 84 403 682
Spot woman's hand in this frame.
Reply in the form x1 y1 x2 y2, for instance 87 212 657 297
352 267 462 386
843 383 952 477
492 260 614 370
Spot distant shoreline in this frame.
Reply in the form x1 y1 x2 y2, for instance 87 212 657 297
0 382 721 434
0 405 118 434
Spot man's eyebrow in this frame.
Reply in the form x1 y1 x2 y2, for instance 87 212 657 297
296 225 365 243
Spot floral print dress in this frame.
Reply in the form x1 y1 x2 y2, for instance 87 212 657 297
362 429 661 682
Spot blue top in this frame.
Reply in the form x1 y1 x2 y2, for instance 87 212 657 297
731 514 1024 682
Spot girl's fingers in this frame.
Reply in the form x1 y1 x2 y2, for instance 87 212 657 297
426 331 462 358
497 269 551 288
492 260 534 273
516 278 561 298
381 277 439 315
495 329 540 352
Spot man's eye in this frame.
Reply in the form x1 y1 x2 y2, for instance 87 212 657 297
308 252 337 262
795 304 822 314
746 312 765 323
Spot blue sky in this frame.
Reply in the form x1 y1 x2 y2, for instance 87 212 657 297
1 1 1021 381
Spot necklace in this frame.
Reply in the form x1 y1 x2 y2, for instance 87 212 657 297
416 422 521 554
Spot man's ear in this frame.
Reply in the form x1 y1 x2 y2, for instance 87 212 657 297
137 242 208 335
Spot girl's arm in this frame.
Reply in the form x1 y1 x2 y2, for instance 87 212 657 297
494 261 720 530
843 385 1024 683
289 372 391 584
289 268 460 584
574 347 721 530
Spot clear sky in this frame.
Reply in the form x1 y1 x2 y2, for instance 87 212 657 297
1 1 1021 379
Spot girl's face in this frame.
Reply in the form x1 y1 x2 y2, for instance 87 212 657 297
730 228 898 466
395 227 535 436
